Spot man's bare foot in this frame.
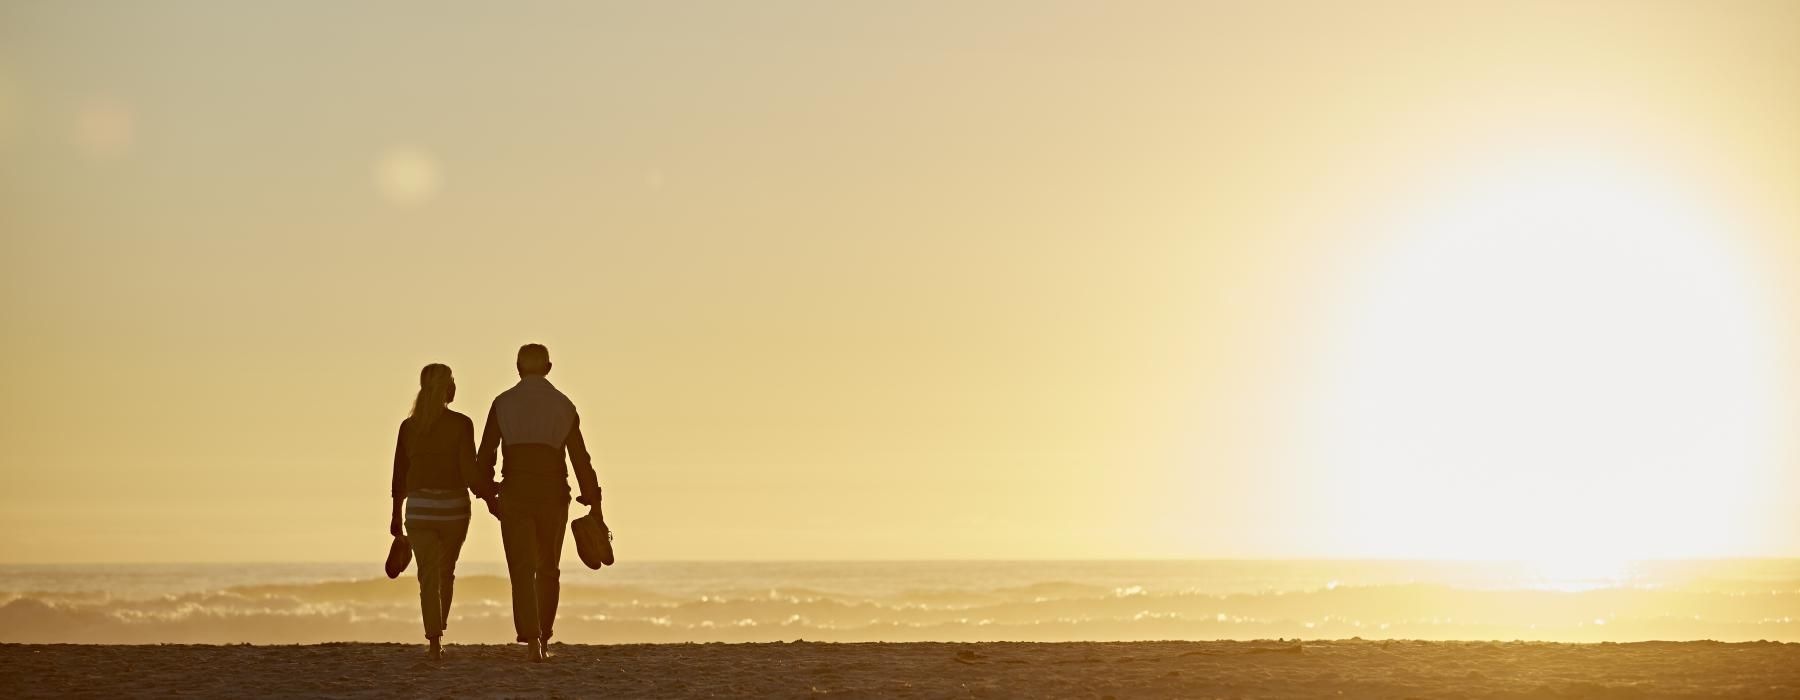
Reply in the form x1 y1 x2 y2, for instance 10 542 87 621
539 638 553 661
526 638 545 663
428 638 442 661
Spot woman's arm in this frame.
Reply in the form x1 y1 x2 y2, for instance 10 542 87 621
456 414 489 495
391 423 409 537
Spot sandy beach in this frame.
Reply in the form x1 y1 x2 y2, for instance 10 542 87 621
3 639 1796 698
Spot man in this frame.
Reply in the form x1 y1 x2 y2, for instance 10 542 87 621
476 343 601 662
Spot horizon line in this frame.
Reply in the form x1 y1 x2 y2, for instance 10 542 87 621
7 556 1800 567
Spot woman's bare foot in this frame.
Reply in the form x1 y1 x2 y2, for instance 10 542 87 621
526 639 545 663
428 638 442 661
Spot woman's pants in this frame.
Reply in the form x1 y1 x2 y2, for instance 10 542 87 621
405 517 469 640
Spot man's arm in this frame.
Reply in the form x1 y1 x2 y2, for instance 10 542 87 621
567 413 601 507
474 400 502 497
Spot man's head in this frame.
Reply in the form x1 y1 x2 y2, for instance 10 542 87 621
517 343 552 377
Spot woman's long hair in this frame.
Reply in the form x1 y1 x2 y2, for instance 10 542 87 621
410 363 455 436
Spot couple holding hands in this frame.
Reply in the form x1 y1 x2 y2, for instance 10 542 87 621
388 343 610 661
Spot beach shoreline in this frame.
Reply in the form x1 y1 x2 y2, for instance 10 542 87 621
4 639 1796 698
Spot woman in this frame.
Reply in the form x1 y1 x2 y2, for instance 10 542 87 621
390 363 483 660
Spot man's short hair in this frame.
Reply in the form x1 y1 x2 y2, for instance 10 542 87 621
517 343 551 374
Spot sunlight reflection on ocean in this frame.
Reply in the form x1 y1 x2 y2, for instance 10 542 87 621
3 561 1797 644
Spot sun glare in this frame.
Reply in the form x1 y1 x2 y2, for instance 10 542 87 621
1309 153 1785 562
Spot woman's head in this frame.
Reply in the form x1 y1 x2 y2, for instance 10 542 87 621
411 363 456 429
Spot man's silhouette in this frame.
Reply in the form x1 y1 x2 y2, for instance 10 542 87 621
476 343 601 662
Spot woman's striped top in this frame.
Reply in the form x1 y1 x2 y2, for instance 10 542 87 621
405 488 471 521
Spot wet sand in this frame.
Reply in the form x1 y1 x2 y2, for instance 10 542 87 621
2 639 1795 698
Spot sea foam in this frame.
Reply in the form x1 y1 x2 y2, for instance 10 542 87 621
3 561 1797 644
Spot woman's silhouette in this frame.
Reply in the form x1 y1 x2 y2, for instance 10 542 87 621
390 363 483 660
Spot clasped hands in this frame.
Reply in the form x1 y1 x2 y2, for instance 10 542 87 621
470 483 600 520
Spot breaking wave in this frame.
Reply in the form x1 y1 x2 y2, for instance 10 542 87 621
3 561 1798 644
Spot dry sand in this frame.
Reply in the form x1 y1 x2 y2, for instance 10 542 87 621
2 640 1795 698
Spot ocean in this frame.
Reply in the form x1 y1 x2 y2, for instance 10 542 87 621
3 560 1797 644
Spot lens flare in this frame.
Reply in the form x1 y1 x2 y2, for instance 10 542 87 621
372 147 441 205
72 98 134 159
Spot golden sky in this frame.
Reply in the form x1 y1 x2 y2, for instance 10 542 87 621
2 1 1797 563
